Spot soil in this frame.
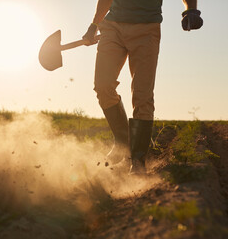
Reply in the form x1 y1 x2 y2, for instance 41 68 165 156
0 121 228 239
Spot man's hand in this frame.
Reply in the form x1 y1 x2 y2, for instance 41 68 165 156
181 9 203 31
83 0 113 45
82 23 98 46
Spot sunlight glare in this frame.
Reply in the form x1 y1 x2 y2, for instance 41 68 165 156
0 1 43 71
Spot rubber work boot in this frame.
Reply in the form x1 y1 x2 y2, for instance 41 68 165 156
103 100 129 165
129 118 153 175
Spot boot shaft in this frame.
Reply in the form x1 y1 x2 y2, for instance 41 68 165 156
103 100 128 145
129 118 153 161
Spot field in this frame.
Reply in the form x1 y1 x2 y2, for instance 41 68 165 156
0 111 228 239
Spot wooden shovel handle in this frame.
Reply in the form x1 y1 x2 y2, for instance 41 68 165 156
61 35 101 51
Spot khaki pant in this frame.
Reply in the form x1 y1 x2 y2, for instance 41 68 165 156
94 20 161 120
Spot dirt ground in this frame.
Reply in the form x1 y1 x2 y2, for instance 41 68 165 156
0 121 228 239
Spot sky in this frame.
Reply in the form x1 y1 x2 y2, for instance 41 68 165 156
0 0 227 120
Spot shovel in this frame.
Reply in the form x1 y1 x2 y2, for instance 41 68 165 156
39 30 100 71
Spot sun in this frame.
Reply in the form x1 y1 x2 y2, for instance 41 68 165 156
0 1 43 71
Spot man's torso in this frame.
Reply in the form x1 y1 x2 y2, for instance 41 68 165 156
105 0 163 23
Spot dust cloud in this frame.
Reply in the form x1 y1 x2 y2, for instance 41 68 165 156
0 113 160 213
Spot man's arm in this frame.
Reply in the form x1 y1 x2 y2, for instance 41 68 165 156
93 0 113 24
182 0 197 10
82 0 113 45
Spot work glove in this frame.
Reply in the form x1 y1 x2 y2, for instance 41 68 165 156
181 9 203 31
82 23 98 46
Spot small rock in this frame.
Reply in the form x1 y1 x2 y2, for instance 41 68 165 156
35 165 41 169
134 218 140 223
105 162 109 167
97 162 100 166
121 225 128 230
177 223 187 231
12 217 30 231
33 141 38 145
155 188 163 196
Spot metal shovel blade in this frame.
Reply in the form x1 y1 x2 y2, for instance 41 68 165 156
39 30 101 71
39 30 62 71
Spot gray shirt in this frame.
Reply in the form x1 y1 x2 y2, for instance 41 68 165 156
105 0 163 23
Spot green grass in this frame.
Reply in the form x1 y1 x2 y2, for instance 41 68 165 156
151 120 178 152
0 109 112 142
140 201 228 238
160 121 219 184
42 110 112 142
171 121 205 164
162 164 208 184
141 200 200 223
0 109 14 121
204 149 220 160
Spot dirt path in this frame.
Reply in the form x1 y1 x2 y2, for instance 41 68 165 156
203 122 228 216
89 122 228 239
1 121 228 239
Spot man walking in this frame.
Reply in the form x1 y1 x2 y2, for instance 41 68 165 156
83 0 203 174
